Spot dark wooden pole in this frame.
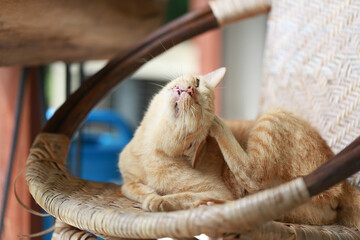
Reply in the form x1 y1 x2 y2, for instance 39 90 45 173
304 137 360 196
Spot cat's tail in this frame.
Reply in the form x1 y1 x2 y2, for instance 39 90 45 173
337 181 360 230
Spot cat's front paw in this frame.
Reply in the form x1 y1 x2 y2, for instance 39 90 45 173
142 194 163 212
194 198 226 208
142 194 176 212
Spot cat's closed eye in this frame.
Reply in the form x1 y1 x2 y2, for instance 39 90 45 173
195 78 200 88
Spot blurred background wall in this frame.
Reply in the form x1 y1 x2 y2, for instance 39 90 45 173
222 15 268 120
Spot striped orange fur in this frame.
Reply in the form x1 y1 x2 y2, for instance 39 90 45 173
119 68 360 229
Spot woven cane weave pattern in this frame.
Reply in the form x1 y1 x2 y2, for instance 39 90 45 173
225 222 360 240
31 133 360 239
260 0 360 156
51 221 98 240
25 134 360 239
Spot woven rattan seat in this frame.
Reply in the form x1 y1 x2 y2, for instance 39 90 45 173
26 0 360 239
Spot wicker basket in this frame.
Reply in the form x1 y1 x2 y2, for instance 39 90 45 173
26 0 360 239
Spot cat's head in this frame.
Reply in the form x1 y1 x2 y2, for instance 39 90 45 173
148 67 226 157
164 67 225 124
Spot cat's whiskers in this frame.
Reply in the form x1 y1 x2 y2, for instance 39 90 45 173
182 115 189 153
153 42 180 80
198 105 204 121
160 41 167 52
140 57 150 64
178 107 190 153
147 53 178 80
191 105 200 125
176 110 185 144
146 82 164 89
182 110 186 135
190 108 195 119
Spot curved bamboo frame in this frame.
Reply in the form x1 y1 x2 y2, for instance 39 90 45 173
26 0 360 239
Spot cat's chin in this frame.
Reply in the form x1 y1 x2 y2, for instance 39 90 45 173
174 103 192 118
174 96 190 118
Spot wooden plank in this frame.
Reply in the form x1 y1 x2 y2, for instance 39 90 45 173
0 0 167 66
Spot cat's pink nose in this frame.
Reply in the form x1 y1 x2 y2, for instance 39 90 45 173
174 86 195 97
187 86 194 96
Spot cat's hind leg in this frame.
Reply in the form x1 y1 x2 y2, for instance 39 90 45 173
212 109 342 225
337 181 360 229
279 191 339 225
211 108 333 192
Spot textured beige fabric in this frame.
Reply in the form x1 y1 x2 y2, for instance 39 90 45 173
260 0 360 156
260 0 360 186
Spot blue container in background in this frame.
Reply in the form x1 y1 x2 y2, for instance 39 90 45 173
67 109 133 183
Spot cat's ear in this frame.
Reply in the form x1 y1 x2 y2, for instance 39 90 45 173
202 67 226 88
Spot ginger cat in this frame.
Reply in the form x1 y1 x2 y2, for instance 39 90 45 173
119 68 360 228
